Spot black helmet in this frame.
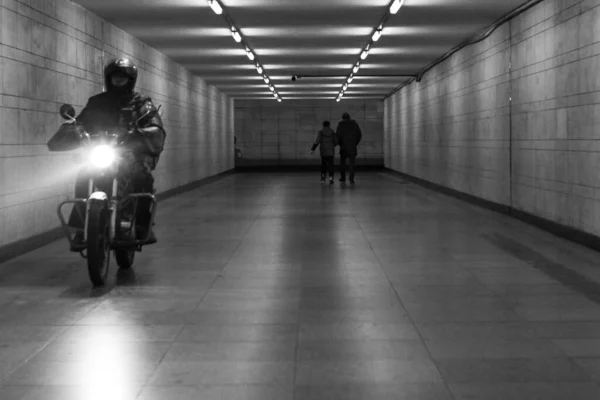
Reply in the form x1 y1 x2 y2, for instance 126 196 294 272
104 58 138 93
342 112 350 120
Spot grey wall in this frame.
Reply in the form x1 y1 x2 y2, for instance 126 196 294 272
0 0 234 249
235 99 384 167
384 0 600 236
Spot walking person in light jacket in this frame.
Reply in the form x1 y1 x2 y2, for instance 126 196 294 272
311 120 338 184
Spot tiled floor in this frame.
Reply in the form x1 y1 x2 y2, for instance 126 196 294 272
1 171 600 399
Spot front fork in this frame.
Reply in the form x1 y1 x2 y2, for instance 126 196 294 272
57 177 157 251
57 178 116 253
83 178 117 243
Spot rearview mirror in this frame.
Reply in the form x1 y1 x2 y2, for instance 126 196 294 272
59 104 76 120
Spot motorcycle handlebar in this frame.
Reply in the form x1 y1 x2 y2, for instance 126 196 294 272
82 131 130 148
59 102 154 147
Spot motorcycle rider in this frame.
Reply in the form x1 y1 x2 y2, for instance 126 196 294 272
64 58 166 250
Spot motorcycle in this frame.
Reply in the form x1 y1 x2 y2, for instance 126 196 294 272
54 103 158 286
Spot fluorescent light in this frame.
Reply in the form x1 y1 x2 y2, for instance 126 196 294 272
390 0 404 14
273 92 278 98
277 98 282 102
353 63 360 73
336 98 341 102
256 64 263 74
231 27 241 42
263 75 269 83
207 0 222 14
269 85 274 91
360 49 369 60
246 48 255 60
348 75 354 83
343 83 348 91
372 28 382 42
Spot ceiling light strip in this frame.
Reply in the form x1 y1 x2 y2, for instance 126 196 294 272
207 0 282 102
336 0 404 102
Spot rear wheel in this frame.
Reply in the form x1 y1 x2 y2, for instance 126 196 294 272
115 249 135 269
86 201 110 286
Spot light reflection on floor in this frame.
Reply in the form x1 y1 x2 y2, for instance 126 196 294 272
1 172 600 399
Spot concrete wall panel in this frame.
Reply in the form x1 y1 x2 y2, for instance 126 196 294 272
235 99 384 166
384 0 600 237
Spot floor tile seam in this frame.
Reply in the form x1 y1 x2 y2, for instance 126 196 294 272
137 382 294 391
429 355 599 384
137 333 182 397
0 297 108 385
166 324 188 352
358 195 521 321
508 230 600 268
157 177 236 209
447 255 522 314
377 172 569 248
291 318 300 400
377 172 473 214
0 337 58 386
189 204 265 312
350 215 458 400
378 173 600 298
442 240 561 330
131 381 599 396
480 234 600 310
431 355 593 362
132 384 146 399
415 265 592 363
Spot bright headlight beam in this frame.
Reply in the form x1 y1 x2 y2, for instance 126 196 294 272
90 145 116 169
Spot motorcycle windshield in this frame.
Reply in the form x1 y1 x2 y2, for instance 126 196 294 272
47 124 83 152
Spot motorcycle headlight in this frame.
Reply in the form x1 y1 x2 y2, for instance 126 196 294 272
90 145 116 168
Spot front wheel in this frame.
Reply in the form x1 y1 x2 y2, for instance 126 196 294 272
86 201 111 286
115 249 135 269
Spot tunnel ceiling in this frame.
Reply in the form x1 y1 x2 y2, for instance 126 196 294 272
72 0 525 101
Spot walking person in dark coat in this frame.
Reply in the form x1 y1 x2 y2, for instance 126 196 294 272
335 112 362 184
311 120 338 184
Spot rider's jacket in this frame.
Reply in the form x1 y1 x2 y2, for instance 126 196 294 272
47 91 166 171
76 91 166 159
